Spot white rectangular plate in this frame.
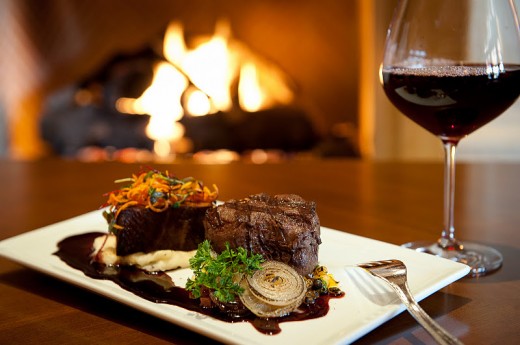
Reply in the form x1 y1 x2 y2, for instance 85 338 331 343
0 210 469 344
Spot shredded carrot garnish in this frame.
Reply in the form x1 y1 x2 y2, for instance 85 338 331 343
103 169 218 230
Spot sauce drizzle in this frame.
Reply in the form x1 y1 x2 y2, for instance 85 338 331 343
54 232 343 335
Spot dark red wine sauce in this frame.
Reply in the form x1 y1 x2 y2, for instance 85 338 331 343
54 232 343 335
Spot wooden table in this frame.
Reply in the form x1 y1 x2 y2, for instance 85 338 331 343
0 158 518 344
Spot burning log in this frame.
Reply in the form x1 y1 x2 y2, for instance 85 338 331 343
181 107 318 153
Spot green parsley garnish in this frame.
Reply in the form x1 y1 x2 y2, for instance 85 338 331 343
186 240 264 303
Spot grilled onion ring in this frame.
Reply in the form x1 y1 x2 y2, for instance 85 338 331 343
239 261 306 317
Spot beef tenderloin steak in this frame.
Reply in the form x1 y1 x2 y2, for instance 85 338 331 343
204 193 320 276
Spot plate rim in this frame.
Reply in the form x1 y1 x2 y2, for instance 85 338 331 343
0 209 470 345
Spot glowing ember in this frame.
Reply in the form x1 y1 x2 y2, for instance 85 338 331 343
184 87 212 116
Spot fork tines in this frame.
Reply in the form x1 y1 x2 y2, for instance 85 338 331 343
357 259 402 269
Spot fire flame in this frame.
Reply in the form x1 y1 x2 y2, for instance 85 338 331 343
116 19 294 157
239 62 264 112
179 20 237 113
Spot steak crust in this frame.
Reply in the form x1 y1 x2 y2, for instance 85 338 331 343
115 205 210 256
204 193 321 276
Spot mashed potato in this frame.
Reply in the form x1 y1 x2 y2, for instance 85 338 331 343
91 234 196 272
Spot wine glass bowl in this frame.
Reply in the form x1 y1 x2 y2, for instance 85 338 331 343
381 0 520 277
382 65 520 143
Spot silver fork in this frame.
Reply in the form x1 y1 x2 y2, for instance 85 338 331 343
358 259 463 345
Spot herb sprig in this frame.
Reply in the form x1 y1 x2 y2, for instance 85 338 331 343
186 240 264 303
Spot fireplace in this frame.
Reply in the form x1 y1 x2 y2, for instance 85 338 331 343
0 0 361 161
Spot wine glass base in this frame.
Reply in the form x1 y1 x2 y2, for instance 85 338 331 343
402 240 503 277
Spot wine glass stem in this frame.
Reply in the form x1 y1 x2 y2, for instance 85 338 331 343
440 141 461 250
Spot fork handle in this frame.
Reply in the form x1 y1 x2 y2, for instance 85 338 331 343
390 281 464 345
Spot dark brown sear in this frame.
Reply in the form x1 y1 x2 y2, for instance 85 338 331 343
115 205 211 255
204 193 321 276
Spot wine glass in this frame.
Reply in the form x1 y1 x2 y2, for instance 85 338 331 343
381 0 520 277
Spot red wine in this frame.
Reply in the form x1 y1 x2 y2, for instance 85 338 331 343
382 65 520 142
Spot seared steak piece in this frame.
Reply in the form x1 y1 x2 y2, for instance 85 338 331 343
114 205 210 256
204 193 321 276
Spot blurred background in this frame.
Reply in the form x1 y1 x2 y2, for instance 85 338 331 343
0 0 518 163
